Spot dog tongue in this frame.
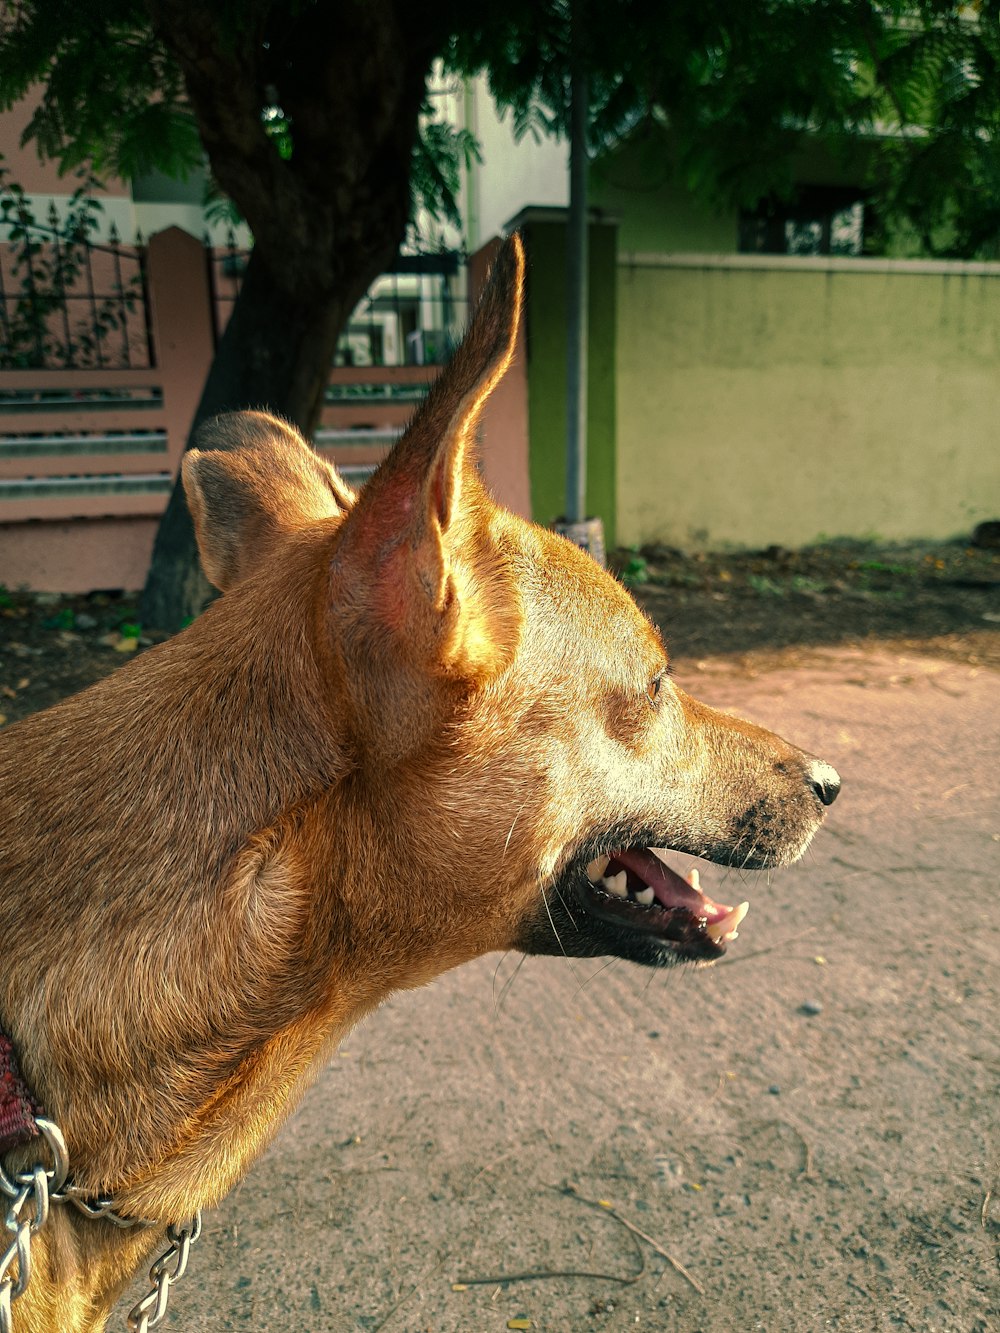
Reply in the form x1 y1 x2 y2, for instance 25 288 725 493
611 847 732 922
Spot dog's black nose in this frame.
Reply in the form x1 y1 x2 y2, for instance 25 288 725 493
807 760 841 807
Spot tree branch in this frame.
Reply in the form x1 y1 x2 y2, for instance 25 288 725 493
144 0 293 246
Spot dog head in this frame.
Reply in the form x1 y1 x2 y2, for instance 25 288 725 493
183 233 839 976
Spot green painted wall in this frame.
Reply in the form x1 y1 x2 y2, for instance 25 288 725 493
616 257 1000 549
590 135 737 255
522 218 618 545
589 127 922 259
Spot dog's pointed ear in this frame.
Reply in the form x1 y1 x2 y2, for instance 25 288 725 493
332 233 525 682
183 411 356 591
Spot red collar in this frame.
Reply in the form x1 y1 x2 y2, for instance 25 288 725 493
0 1032 44 1154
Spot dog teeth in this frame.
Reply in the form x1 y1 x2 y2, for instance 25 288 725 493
685 867 701 894
705 901 749 943
634 886 655 906
602 870 628 898
587 855 611 883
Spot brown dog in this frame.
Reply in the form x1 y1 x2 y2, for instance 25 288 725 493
0 233 839 1331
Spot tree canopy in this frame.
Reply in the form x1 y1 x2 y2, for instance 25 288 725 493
4 2 997 256
1 0 997 625
448 1 1000 259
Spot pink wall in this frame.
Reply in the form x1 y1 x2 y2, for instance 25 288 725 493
0 231 532 593
0 86 130 197
0 517 157 593
469 238 532 520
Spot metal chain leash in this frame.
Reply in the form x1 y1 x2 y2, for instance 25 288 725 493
1 1117 201 1333
52 1185 156 1231
0 1119 68 1333
126 1212 202 1333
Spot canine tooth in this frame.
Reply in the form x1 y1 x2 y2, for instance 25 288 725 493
602 870 628 898
685 867 702 893
587 855 611 883
705 901 749 943
634 886 655 906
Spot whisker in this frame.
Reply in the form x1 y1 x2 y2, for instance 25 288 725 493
739 837 762 874
539 883 590 988
715 924 819 967
494 953 528 1012
492 951 509 1008
574 956 619 995
638 963 661 998
502 800 529 862
551 881 579 930
540 883 569 958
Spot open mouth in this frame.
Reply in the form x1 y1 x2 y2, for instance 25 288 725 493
576 847 749 962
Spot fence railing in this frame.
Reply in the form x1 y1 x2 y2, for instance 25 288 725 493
0 210 152 371
0 369 172 521
0 227 531 593
0 227 469 549
209 234 468 367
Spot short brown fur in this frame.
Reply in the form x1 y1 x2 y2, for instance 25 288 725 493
0 234 838 1330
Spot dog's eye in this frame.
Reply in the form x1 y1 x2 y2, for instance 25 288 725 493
646 670 665 709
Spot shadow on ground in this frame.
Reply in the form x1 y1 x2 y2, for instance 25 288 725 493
621 538 1000 671
1 539 998 728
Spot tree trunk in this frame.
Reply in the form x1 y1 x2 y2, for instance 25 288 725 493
139 0 445 632
140 242 381 632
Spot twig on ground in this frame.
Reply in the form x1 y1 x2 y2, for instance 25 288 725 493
452 1250 645 1290
468 1144 522 1192
453 1183 657 1291
846 1274 875 1302
373 1254 450 1331
556 1184 706 1296
453 1220 644 1290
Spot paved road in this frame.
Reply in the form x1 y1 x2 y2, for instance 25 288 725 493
115 645 999 1333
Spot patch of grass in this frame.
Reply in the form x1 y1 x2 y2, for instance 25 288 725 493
790 575 828 594
660 570 703 588
42 606 75 630
747 574 786 597
855 560 911 576
621 553 650 587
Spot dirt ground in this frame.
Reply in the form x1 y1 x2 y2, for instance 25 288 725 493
0 538 998 726
1 539 998 1332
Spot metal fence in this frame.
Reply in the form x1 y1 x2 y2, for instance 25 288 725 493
0 209 153 371
208 233 468 368
0 226 522 592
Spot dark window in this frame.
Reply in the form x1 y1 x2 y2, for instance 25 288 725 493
739 186 867 257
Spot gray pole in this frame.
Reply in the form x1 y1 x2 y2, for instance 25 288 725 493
565 34 589 525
